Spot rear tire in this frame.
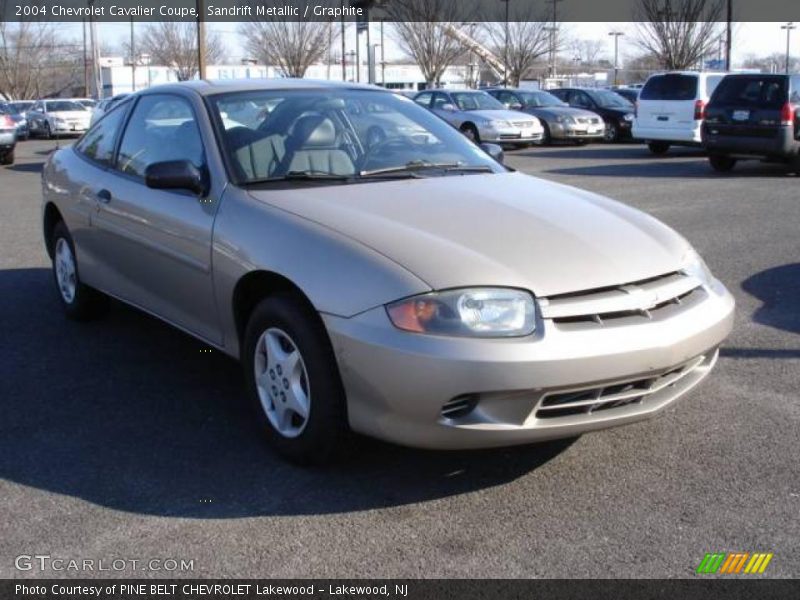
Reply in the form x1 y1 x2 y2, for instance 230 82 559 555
647 141 671 155
708 154 737 173
51 221 108 321
44 122 52 139
603 121 619 143
243 294 350 465
541 122 552 145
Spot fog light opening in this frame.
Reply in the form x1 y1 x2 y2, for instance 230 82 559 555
441 394 479 420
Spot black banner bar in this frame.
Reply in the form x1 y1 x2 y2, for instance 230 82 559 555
2 0 800 23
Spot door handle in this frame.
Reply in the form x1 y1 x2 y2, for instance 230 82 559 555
96 189 112 204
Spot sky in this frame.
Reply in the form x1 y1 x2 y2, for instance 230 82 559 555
69 21 796 66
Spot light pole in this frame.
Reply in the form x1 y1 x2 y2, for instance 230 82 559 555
380 19 385 86
546 0 564 79
609 31 624 86
724 0 732 71
196 0 207 80
129 17 136 92
781 22 796 74
499 0 510 87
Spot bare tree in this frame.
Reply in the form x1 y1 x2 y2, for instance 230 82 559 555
482 4 551 87
383 0 468 87
742 52 800 75
0 22 73 99
138 22 224 81
569 39 607 67
239 20 334 78
634 0 724 70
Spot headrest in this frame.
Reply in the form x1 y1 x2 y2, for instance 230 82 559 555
291 115 336 148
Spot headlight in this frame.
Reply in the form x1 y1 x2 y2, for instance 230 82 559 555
486 119 510 128
386 288 536 338
623 113 635 122
555 115 575 124
53 117 65 124
681 249 713 284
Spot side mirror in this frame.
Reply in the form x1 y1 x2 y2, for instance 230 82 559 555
440 103 457 112
145 160 208 196
480 142 504 164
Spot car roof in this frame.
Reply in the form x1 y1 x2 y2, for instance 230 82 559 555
144 78 391 98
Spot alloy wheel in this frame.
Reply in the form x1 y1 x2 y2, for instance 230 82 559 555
54 238 77 303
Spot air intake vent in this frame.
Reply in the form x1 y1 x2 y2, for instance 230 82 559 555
441 394 478 420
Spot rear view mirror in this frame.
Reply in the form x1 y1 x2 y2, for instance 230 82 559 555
480 143 504 164
145 160 208 196
510 103 523 110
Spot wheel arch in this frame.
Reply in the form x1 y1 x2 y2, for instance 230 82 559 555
231 270 322 353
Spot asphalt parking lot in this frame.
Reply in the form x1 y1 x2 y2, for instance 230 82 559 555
1 138 798 579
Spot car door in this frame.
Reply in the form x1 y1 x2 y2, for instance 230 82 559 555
29 101 44 132
431 92 459 126
91 93 222 344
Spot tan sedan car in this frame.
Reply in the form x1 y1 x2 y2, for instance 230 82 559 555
42 80 734 463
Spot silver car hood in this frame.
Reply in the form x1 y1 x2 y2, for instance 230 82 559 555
531 106 599 119
249 172 690 297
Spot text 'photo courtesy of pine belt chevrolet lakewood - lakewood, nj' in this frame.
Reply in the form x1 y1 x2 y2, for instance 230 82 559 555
41 79 735 464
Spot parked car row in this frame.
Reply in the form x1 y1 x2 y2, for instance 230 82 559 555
410 87 635 148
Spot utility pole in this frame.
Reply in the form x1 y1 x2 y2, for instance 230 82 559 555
609 31 624 86
341 4 346 82
380 19 385 86
196 0 207 80
82 18 89 96
500 0 509 87
130 17 136 92
546 0 563 79
782 23 796 74
725 0 732 71
88 2 101 99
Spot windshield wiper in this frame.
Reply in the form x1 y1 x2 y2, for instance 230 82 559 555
360 161 494 177
242 170 353 185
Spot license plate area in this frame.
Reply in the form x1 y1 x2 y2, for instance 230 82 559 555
732 110 750 121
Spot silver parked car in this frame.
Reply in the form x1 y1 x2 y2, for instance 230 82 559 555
42 80 734 463
413 89 544 148
27 99 92 138
485 88 605 145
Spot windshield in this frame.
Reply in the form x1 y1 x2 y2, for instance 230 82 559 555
8 102 32 114
519 91 567 108
46 101 86 112
78 99 97 108
211 89 505 186
590 90 631 108
451 92 505 111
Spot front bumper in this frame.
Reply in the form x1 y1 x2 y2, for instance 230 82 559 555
480 125 544 145
324 278 734 450
0 130 16 148
549 121 605 140
51 121 89 134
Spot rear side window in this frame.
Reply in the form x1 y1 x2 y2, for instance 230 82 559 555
640 75 698 101
791 76 800 103
711 76 788 108
704 75 724 96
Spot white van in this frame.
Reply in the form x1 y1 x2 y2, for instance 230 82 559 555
633 71 726 154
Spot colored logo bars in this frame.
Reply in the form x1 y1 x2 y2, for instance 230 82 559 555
696 552 774 574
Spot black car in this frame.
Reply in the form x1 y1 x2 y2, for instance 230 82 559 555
702 73 800 172
611 87 640 105
549 88 635 142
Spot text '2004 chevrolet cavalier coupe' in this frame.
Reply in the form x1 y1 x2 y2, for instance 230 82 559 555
42 80 734 463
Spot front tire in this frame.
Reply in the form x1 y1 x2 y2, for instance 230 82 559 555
603 121 619 143
541 122 552 145
648 141 671 155
0 149 13 165
708 154 737 172
51 222 108 320
243 294 349 465
44 122 53 139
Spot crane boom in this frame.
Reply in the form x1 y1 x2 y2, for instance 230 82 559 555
439 24 508 82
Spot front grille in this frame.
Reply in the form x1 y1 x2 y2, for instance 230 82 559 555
576 117 601 124
535 354 707 419
512 121 535 128
539 271 705 330
498 133 522 140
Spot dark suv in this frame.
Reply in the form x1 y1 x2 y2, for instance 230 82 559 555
702 74 800 172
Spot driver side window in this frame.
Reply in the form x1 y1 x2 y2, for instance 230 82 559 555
572 92 592 108
115 95 205 180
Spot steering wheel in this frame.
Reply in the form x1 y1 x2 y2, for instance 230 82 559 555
358 137 417 171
